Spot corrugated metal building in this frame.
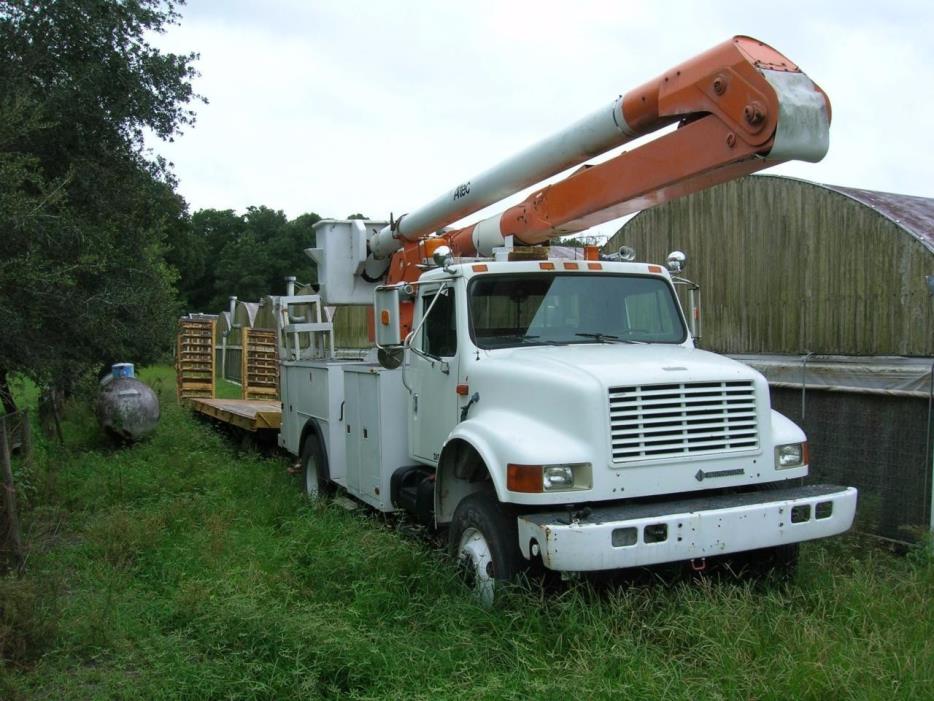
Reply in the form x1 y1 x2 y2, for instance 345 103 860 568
606 175 932 356
333 306 370 349
605 174 934 541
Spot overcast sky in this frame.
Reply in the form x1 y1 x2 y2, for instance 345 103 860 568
151 0 934 240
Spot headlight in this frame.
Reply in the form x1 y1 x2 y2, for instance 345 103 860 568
775 442 808 469
543 465 574 490
507 463 593 492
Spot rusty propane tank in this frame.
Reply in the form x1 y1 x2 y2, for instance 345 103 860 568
96 364 160 442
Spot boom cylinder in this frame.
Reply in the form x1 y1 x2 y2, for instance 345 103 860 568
367 97 639 260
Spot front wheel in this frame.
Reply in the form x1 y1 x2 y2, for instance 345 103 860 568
449 492 522 605
724 542 799 582
751 542 800 579
300 436 333 498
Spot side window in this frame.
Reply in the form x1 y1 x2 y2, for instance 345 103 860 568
624 289 676 336
421 288 457 357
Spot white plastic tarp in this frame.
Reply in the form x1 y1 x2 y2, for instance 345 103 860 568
729 354 933 398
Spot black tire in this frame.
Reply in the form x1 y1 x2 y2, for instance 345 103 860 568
749 542 800 579
300 434 333 498
759 481 800 579
722 541 799 583
448 492 522 605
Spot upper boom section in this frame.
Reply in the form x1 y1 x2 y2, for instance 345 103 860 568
370 35 830 268
368 95 637 259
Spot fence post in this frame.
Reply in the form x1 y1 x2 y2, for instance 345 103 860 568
1 415 25 571
21 408 33 466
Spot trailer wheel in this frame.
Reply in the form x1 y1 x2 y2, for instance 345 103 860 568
449 492 521 605
300 436 332 498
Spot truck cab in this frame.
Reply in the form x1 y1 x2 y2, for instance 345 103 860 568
383 257 855 594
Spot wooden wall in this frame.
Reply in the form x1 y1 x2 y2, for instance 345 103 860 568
605 176 933 356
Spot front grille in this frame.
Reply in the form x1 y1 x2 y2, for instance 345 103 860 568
609 381 758 463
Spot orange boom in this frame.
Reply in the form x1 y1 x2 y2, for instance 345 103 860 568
370 36 830 333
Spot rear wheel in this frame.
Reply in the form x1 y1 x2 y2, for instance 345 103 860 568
300 436 332 498
449 492 522 605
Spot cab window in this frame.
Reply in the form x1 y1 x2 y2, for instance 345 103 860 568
421 288 457 357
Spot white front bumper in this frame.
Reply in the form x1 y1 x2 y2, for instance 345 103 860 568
516 484 857 572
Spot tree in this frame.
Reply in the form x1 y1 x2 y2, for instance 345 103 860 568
287 213 322 286
166 208 245 312
209 207 320 310
167 207 323 313
0 0 200 411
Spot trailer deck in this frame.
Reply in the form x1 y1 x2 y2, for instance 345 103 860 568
189 398 281 432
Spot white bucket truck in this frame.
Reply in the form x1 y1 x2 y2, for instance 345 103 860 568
276 36 857 601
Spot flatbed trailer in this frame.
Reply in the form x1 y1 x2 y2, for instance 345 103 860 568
189 397 281 432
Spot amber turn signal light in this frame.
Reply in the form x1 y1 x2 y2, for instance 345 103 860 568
507 464 543 493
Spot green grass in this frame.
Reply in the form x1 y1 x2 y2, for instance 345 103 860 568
215 376 243 399
2 365 932 699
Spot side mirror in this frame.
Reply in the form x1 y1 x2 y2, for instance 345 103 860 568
687 286 702 341
432 245 454 272
374 286 402 347
666 250 686 273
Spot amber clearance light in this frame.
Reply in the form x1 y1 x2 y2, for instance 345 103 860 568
507 464 543 493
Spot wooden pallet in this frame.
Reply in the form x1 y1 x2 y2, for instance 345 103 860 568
176 318 216 401
241 328 279 400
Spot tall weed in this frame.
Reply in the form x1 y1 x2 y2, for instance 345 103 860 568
1 365 932 699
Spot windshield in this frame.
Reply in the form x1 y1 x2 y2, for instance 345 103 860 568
469 273 686 349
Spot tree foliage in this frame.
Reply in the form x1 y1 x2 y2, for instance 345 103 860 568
0 0 199 401
168 207 322 312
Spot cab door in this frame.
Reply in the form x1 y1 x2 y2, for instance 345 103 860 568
407 283 460 464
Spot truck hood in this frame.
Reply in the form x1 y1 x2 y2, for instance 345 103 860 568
477 343 758 388
458 342 776 503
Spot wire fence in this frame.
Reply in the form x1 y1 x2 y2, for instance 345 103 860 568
771 387 931 544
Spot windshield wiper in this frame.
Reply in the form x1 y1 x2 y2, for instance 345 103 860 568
485 333 540 345
485 333 564 347
575 333 646 344
515 334 567 346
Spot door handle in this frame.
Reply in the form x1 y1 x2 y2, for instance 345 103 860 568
460 392 480 422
